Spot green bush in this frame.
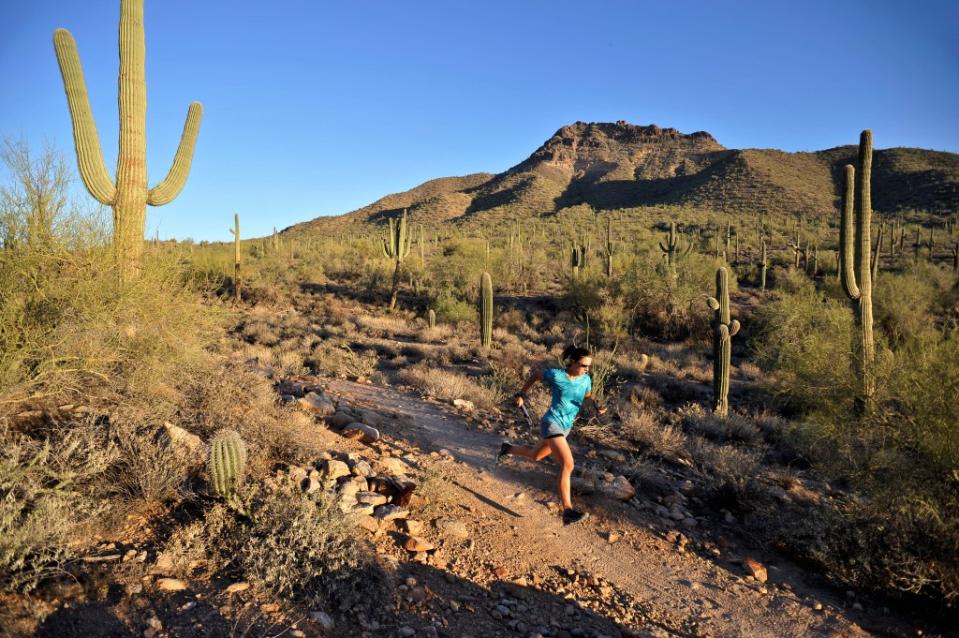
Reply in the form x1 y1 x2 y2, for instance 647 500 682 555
432 292 477 325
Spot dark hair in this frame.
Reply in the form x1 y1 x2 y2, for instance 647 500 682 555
561 345 592 363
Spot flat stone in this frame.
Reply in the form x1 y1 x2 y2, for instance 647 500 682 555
402 536 435 552
156 578 188 592
356 491 389 506
320 459 351 480
342 422 380 443
376 456 411 476
374 504 409 521
298 391 335 417
225 582 250 594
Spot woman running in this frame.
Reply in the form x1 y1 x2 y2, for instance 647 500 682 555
497 345 606 525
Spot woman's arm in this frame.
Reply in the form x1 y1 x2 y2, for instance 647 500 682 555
514 369 544 407
583 392 608 415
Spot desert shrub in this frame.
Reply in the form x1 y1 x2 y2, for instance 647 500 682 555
398 363 501 410
108 422 188 504
0 422 116 593
308 341 379 379
620 254 730 340
620 407 687 462
432 292 476 325
683 411 763 446
686 435 762 505
199 488 388 609
873 267 944 346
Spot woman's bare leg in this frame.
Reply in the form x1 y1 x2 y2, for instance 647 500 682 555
507 439 552 461
546 436 575 510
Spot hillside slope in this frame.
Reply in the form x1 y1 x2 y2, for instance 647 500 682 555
289 122 959 234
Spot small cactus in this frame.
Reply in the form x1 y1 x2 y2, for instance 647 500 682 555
209 429 247 499
427 308 436 329
480 271 493 348
706 267 740 418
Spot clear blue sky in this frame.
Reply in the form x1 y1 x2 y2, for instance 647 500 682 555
1 0 957 241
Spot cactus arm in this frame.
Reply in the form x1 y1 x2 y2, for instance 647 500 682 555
53 29 116 205
147 102 204 205
839 164 861 300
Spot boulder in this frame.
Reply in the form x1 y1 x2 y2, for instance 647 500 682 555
358 409 385 428
342 422 380 443
298 391 336 417
745 558 768 583
402 536 435 552
376 456 411 476
161 422 205 462
320 459 351 480
326 411 355 429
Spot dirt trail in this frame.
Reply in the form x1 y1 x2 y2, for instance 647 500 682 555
326 379 875 638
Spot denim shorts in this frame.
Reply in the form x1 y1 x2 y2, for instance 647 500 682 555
540 419 569 439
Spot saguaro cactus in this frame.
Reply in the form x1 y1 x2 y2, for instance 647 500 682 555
382 209 412 310
870 222 884 282
706 267 740 417
229 213 241 301
759 238 768 291
54 0 202 281
839 130 876 409
570 241 587 278
209 429 247 499
427 308 436 329
603 217 615 278
659 222 691 268
480 271 493 348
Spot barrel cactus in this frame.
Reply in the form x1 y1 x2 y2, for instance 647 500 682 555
53 0 202 282
480 271 493 348
706 267 740 418
209 429 247 499
839 130 876 409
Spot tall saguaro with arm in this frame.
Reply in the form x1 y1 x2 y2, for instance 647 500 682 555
53 0 203 282
382 209 412 310
839 130 876 410
706 267 740 418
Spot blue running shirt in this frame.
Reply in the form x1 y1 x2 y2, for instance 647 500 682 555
541 367 592 432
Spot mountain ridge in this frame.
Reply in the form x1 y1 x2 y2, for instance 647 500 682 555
289 121 959 234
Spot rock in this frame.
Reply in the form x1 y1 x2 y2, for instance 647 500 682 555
350 504 376 517
356 516 380 533
350 459 374 477
320 459 351 480
309 610 335 631
452 398 475 411
599 475 636 500
374 504 409 521
606 531 621 544
493 566 508 579
342 422 380 443
399 519 425 535
81 553 122 563
434 518 470 539
277 379 307 397
161 422 205 461
598 449 626 462
358 409 385 428
745 558 768 583
301 477 322 494
355 491 389 507
151 552 175 576
376 456 411 475
403 535 435 552
225 582 250 594
156 578 188 592
326 411 355 429
298 391 336 417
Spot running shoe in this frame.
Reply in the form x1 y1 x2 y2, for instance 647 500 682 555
496 441 513 464
562 508 590 525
